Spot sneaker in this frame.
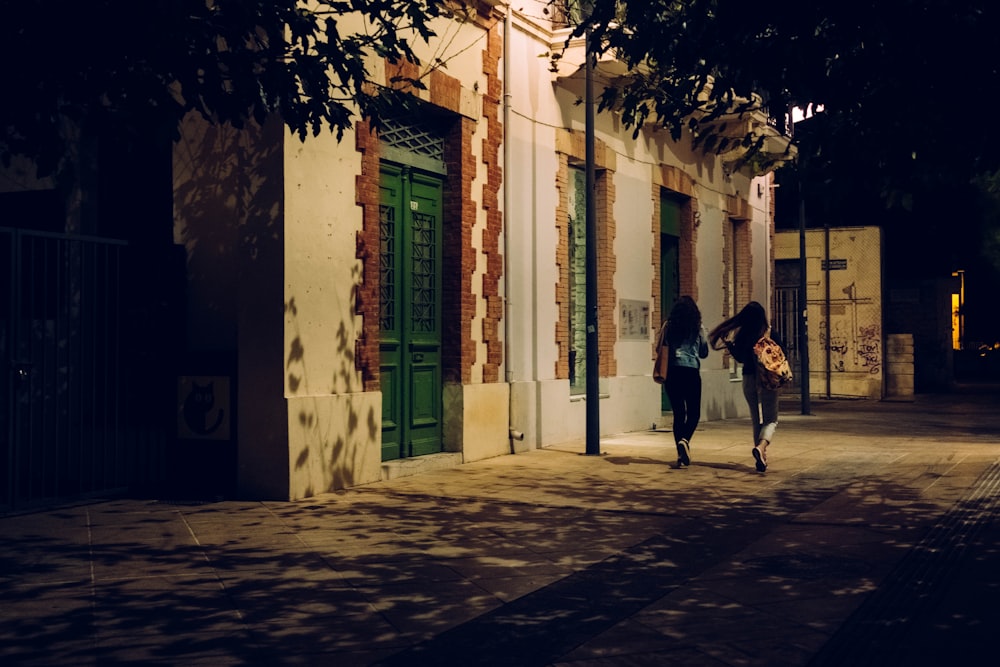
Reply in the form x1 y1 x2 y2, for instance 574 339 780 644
752 446 767 472
676 439 691 467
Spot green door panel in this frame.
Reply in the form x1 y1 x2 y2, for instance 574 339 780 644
408 344 441 456
380 349 401 460
380 165 443 461
380 166 404 460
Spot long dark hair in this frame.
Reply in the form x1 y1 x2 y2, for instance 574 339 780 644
665 296 701 347
708 301 768 358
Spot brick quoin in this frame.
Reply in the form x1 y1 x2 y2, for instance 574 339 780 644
354 57 424 392
767 177 777 312
554 131 617 380
679 200 697 300
720 194 753 325
736 219 753 306
480 27 504 384
596 171 617 377
358 49 501 390
430 68 461 112
650 189 661 331
554 155 571 379
442 116 477 385
650 165 698 333
730 195 754 308
354 120 381 392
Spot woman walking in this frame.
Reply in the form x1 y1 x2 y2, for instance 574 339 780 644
662 296 709 468
708 301 778 472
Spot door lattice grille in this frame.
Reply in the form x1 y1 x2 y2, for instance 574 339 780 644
379 204 396 331
379 117 445 163
411 212 437 332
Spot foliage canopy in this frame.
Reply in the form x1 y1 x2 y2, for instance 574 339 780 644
0 0 450 176
577 0 1000 203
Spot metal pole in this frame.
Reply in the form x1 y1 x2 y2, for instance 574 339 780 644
585 27 600 456
824 221 831 398
798 179 811 414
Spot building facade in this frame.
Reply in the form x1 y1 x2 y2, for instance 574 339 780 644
505 5 778 448
2 2 784 506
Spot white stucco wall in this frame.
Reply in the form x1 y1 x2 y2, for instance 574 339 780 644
283 9 511 485
282 128 387 497
504 9 774 448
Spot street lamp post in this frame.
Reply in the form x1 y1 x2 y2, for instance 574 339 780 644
584 24 600 456
798 179 811 415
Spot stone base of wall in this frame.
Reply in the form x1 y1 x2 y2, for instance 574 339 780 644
886 333 915 398
700 372 751 423
286 392 382 500
381 452 463 481
443 382 511 462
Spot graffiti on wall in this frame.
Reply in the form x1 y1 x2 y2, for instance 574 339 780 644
818 293 882 376
857 324 881 374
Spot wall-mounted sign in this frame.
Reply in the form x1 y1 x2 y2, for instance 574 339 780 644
822 258 848 270
178 376 231 440
619 299 650 340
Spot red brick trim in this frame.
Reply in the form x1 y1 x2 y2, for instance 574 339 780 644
480 27 504 383
680 199 698 300
650 183 698 333
726 194 754 308
554 132 617 379
721 216 753 319
656 164 696 198
430 68 462 115
596 170 617 378
442 118 476 384
354 120 381 392
360 42 503 390
554 153 571 380
651 189 661 332
736 218 753 306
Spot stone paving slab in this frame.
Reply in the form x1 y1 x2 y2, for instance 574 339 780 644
1 386 998 666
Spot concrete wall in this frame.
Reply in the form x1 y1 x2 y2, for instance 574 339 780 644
281 121 385 497
775 226 884 399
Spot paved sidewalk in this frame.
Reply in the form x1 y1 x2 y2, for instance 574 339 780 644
2 385 999 666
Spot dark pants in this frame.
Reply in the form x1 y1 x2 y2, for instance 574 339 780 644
665 366 702 444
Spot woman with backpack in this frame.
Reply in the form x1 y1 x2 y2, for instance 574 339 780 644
661 296 710 468
708 301 779 472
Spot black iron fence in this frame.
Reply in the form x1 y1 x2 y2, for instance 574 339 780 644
2 228 137 509
774 285 801 386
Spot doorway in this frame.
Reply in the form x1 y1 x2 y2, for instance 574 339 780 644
660 194 681 412
379 165 444 461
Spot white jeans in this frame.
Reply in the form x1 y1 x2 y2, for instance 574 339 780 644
742 373 778 445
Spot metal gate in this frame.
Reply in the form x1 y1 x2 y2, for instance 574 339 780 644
774 285 801 386
2 228 128 510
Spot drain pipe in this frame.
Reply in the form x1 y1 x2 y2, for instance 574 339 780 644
503 4 519 452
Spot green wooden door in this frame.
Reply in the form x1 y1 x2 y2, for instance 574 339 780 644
380 165 443 461
660 194 681 412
